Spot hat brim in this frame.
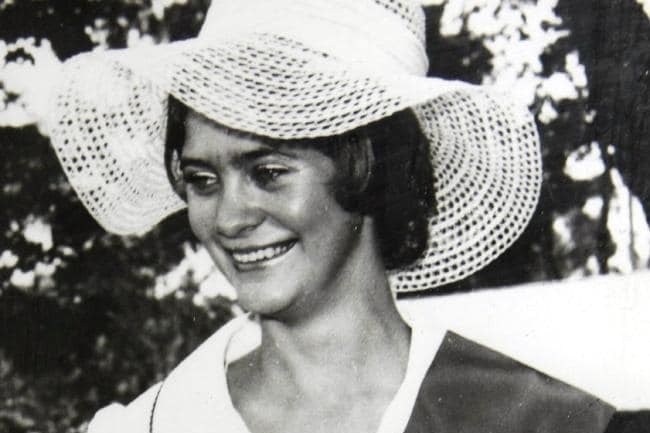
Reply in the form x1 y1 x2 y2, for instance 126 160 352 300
48 33 542 291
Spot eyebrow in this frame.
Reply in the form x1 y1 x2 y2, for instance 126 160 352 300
236 148 284 164
180 148 294 170
179 157 212 171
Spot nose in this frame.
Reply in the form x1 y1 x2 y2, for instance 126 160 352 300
213 179 264 238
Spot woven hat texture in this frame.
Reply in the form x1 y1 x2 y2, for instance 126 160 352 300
48 0 542 291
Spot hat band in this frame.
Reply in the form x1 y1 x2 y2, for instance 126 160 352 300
200 0 429 76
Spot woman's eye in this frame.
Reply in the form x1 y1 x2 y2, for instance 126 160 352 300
183 171 219 193
252 165 289 186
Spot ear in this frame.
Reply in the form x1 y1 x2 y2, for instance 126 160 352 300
168 149 187 200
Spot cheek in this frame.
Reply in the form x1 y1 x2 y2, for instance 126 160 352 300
186 197 236 278
284 182 357 247
281 184 332 231
186 197 214 242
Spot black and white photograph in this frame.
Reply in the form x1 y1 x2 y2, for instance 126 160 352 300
1 0 649 432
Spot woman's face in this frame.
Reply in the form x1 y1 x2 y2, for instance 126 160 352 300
181 112 366 318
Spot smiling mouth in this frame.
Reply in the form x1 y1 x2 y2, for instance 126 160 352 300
229 240 296 266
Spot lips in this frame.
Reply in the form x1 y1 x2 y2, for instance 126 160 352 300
228 240 296 267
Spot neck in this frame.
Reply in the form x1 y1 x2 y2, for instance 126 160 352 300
255 298 410 397
253 217 410 389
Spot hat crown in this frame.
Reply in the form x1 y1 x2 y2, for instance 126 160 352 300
357 0 426 43
198 0 429 76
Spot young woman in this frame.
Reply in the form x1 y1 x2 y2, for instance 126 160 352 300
46 0 616 432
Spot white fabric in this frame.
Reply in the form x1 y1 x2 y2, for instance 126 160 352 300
375 317 444 433
86 313 446 433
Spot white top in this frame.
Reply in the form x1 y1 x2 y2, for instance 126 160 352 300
87 312 447 433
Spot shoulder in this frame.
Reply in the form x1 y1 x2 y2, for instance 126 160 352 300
406 331 615 433
87 382 162 433
87 315 255 433
397 276 650 409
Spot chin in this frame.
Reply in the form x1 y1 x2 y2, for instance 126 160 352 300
234 278 302 317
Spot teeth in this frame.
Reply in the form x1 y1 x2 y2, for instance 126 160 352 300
231 242 292 264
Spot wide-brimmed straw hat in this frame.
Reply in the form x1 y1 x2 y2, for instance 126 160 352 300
47 0 542 292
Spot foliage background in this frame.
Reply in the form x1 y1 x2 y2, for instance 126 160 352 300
1 0 650 431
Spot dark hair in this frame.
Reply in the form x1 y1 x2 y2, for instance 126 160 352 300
164 97 435 270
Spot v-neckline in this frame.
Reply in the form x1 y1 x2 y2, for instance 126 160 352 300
219 315 446 433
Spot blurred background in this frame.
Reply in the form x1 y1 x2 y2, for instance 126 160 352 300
1 0 650 431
